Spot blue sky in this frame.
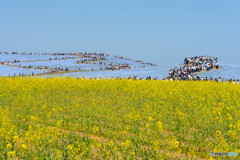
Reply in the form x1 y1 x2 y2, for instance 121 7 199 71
0 0 239 65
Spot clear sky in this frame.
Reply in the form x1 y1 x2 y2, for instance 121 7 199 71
0 0 239 65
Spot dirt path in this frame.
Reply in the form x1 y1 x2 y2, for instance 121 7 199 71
0 63 50 71
15 57 107 63
34 69 102 77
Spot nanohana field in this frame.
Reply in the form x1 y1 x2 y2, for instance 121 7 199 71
0 77 239 159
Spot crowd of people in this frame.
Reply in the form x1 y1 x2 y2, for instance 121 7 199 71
99 61 107 65
0 60 21 63
11 72 46 77
165 75 240 83
100 63 131 70
0 51 109 57
1 61 15 65
83 76 240 83
86 76 158 80
79 53 108 58
8 67 71 77
167 56 220 81
5 69 240 84
76 57 107 64
49 56 76 60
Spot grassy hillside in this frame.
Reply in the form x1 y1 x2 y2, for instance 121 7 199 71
0 78 239 159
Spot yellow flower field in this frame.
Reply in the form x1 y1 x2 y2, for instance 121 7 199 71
0 77 239 159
